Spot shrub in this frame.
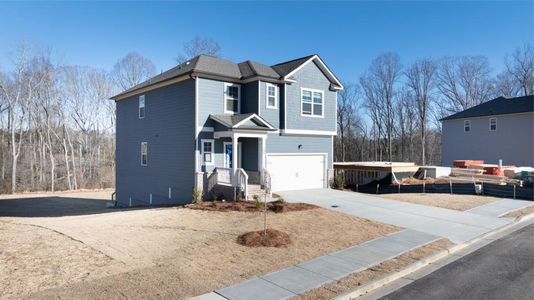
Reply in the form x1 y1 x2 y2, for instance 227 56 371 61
253 194 262 209
332 173 345 190
192 188 203 204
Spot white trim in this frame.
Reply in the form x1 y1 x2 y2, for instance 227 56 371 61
232 113 275 130
464 120 471 132
194 77 199 176
113 75 190 101
197 126 214 132
215 131 268 139
281 129 337 136
266 152 329 189
258 80 261 115
265 83 278 109
282 55 344 90
300 88 324 118
138 95 145 119
223 82 241 114
489 117 497 131
140 142 148 166
284 83 287 129
201 139 214 166
223 142 242 168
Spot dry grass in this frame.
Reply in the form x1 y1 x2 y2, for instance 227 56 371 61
379 193 498 211
293 239 454 300
0 190 399 300
504 205 534 218
237 229 291 247
186 200 316 213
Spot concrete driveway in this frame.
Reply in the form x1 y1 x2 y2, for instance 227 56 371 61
278 189 513 244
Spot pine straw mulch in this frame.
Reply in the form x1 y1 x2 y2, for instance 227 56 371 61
236 229 291 248
185 200 317 213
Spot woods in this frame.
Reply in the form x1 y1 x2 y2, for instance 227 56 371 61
334 44 534 165
0 40 532 194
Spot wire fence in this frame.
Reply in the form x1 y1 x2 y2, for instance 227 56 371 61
350 182 534 201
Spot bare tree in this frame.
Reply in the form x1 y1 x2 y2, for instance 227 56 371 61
112 52 156 91
337 83 359 162
405 59 437 165
360 53 401 162
504 44 534 96
176 36 221 63
494 71 521 97
436 56 494 112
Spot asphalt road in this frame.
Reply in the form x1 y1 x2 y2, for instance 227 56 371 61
380 223 534 300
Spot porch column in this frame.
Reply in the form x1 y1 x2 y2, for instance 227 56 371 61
261 136 267 171
232 134 239 185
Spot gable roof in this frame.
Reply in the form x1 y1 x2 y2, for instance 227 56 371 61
440 95 534 121
111 54 343 100
210 113 276 131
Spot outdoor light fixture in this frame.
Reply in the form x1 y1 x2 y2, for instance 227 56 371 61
298 144 303 149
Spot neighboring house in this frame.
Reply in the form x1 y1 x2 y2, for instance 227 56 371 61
440 95 534 167
111 54 343 206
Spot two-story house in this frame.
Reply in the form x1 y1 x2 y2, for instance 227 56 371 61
111 54 343 206
440 95 533 167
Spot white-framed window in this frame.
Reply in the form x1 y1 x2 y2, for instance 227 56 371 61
141 142 148 166
139 95 145 119
301 88 324 117
266 83 277 109
201 139 214 165
489 118 497 131
464 120 471 132
224 83 240 114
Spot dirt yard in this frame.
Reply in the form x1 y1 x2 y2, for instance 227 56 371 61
378 193 499 211
0 190 399 299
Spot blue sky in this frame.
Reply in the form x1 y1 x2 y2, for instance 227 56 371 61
0 1 532 82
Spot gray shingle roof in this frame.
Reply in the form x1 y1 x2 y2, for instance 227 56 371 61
111 53 336 99
210 113 276 131
440 95 534 121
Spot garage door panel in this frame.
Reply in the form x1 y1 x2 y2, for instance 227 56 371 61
266 154 325 192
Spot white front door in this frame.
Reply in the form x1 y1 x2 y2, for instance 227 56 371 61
266 154 326 192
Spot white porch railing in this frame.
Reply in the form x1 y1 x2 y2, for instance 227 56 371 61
236 168 248 200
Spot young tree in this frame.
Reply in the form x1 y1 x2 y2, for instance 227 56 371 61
112 52 156 91
176 36 221 64
405 59 437 165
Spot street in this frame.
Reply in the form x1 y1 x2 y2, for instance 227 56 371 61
380 223 534 300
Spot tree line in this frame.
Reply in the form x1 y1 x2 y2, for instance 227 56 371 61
335 44 534 166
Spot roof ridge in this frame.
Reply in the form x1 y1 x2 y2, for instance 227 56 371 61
271 54 316 67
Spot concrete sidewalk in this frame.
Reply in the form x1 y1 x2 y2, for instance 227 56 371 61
278 189 514 244
467 198 533 217
203 229 441 300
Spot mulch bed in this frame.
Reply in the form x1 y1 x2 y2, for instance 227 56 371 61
237 229 291 247
186 200 317 213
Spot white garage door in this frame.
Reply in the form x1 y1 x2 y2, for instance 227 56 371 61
266 154 326 192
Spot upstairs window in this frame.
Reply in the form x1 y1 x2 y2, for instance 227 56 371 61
141 142 148 166
464 120 471 132
301 88 324 117
489 118 497 131
224 83 240 114
201 139 214 165
266 83 277 109
139 95 145 119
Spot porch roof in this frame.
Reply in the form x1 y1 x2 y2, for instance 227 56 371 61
210 113 277 131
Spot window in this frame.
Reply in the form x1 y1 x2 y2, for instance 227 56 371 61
141 142 148 166
301 88 324 117
139 95 145 118
201 139 214 165
224 83 240 114
464 120 471 132
266 83 277 109
489 118 497 131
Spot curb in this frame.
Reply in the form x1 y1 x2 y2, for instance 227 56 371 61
333 213 534 300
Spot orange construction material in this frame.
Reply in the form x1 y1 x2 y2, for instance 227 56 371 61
453 160 484 168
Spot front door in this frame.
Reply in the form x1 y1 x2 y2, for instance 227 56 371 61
224 142 242 169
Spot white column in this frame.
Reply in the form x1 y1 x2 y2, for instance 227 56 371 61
232 134 239 185
261 136 267 171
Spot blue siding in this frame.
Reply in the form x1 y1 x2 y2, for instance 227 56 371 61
285 61 337 131
115 79 195 206
242 81 259 114
266 134 333 168
258 81 281 128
